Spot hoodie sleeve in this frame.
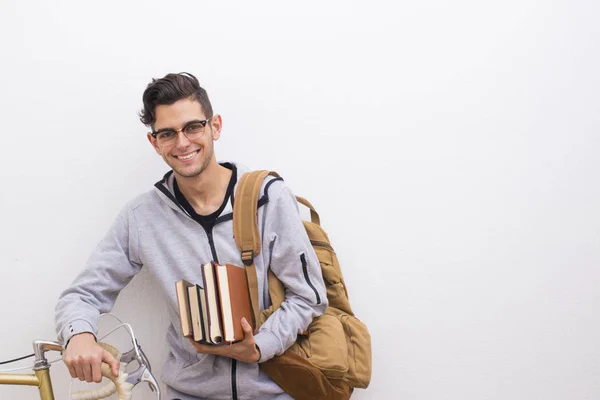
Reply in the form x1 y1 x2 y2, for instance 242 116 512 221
253 182 328 362
54 205 143 346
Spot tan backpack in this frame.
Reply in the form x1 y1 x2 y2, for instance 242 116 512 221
233 170 372 400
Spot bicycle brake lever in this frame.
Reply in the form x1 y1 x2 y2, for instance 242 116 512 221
121 346 161 399
96 319 161 399
123 366 161 399
141 366 161 397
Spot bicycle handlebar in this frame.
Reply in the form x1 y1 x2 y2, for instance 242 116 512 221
70 342 134 400
70 341 160 400
27 318 160 400
29 337 159 399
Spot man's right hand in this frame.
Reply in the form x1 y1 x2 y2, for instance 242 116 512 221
62 332 120 383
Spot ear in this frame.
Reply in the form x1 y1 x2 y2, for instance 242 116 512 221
147 132 161 154
210 114 223 141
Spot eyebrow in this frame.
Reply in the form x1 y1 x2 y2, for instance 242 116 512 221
153 119 206 134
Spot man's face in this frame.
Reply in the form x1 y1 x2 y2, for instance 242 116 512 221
147 98 222 179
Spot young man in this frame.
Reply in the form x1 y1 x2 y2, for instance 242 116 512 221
55 72 328 399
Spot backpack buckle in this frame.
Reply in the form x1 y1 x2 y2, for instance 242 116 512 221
241 250 254 266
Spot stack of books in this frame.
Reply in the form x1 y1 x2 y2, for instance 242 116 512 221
175 262 254 344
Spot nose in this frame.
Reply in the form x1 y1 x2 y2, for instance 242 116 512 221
174 130 192 147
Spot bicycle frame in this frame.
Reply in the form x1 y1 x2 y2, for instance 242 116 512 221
0 340 62 400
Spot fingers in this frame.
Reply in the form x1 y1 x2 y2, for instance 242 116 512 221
62 339 107 382
67 364 78 379
67 366 77 379
74 361 85 382
64 352 118 384
188 337 221 355
187 324 259 363
241 318 260 363
64 353 78 379
241 318 254 342
91 358 102 383
82 362 93 382
103 349 120 377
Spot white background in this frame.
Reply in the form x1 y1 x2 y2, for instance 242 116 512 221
0 1 599 399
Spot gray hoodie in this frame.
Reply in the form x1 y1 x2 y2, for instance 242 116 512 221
55 162 328 400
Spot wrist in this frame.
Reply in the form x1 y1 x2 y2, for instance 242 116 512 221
66 332 96 349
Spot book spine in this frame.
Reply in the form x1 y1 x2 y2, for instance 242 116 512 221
202 262 223 344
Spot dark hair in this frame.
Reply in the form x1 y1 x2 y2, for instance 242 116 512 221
139 72 213 127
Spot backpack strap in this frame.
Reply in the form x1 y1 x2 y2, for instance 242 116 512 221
296 196 321 226
233 170 280 328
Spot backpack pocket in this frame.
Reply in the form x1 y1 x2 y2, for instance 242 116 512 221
327 282 352 312
297 313 349 379
314 245 353 314
339 314 372 388
314 245 341 283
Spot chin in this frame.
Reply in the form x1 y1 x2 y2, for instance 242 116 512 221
175 168 204 178
168 152 213 178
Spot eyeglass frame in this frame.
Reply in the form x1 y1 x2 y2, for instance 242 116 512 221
150 117 213 145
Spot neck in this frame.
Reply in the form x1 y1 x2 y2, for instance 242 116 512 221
174 160 232 215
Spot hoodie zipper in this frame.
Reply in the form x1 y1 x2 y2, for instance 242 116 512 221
205 228 218 261
301 253 321 305
156 168 240 400
231 358 238 399
204 226 238 400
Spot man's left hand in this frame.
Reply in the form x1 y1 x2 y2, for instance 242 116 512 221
189 317 261 363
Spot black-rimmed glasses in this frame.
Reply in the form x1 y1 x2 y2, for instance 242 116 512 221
151 118 212 146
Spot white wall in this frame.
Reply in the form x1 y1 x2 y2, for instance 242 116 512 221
1 1 599 399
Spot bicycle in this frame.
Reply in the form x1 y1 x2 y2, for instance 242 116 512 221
0 317 160 400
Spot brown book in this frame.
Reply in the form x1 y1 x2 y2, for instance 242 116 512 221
175 280 195 337
215 263 255 343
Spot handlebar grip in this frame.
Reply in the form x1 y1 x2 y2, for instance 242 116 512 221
71 362 134 400
70 342 134 400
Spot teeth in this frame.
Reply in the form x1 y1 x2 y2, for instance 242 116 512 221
177 151 198 160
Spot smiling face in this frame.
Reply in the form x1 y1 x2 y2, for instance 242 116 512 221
147 97 222 179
